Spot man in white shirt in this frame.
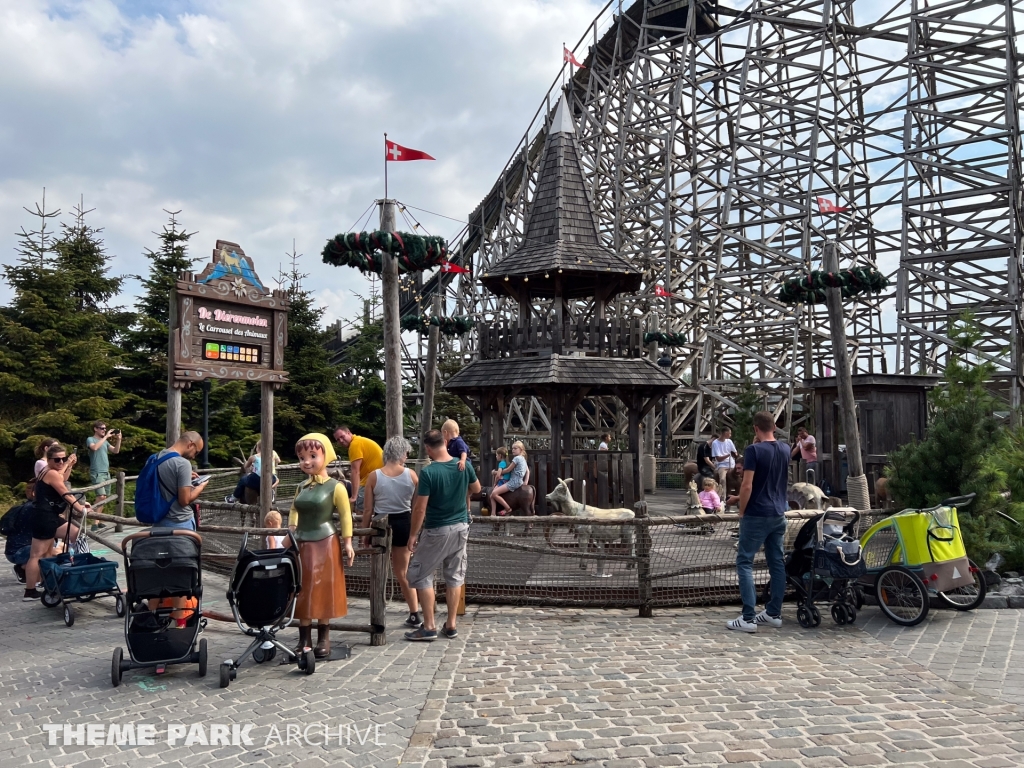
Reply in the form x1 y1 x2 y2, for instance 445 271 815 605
711 427 738 490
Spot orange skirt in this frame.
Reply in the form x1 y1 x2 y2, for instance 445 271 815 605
296 536 347 621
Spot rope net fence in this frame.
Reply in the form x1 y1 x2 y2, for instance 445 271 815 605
98 467 891 610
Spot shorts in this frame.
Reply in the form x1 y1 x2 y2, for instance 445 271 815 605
406 522 469 589
353 484 365 512
6 544 31 566
90 471 112 495
388 512 412 548
32 510 64 541
153 516 196 531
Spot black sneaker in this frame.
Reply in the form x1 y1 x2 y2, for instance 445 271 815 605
13 565 26 584
442 626 458 639
22 588 41 602
404 612 422 628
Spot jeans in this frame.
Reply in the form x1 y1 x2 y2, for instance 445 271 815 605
736 514 787 621
233 473 278 500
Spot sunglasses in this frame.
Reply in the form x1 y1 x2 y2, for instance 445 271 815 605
51 456 70 464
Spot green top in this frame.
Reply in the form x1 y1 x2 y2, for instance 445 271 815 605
417 459 477 529
290 476 343 542
87 437 110 474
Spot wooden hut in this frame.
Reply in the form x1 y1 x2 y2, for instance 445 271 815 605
445 94 678 514
806 373 939 494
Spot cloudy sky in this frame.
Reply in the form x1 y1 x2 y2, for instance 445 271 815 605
0 0 604 328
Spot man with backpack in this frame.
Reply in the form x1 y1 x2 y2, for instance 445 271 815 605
137 431 208 531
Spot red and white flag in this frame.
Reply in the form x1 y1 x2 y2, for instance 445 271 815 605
385 140 435 162
439 262 470 274
654 285 677 298
564 45 585 68
816 197 848 214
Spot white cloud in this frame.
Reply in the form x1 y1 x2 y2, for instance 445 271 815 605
0 0 603 321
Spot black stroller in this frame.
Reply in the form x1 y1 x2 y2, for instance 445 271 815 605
781 508 866 628
219 531 315 688
111 529 207 687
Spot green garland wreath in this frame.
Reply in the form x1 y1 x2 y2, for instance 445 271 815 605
322 231 449 275
644 331 688 346
778 267 888 305
400 314 475 336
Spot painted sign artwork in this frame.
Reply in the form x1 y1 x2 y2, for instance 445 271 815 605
171 240 289 387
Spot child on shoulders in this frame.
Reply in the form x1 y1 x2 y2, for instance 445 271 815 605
442 419 470 472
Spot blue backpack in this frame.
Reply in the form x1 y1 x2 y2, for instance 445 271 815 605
134 451 180 524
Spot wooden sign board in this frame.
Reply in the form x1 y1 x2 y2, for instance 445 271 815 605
171 240 289 388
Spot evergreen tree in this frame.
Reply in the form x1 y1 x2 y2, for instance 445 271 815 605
729 378 762 450
0 193 131 488
886 314 1008 561
271 243 352 452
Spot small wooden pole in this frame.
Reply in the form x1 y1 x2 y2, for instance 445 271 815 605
823 242 866 492
368 514 390 646
115 471 126 533
259 382 274 519
418 293 442 459
380 200 404 440
635 500 653 618
166 286 182 446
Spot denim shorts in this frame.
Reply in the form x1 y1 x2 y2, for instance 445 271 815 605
153 517 196 531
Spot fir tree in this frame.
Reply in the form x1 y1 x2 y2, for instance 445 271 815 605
0 193 131 487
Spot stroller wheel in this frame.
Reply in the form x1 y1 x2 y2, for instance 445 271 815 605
219 662 231 689
831 604 848 625
797 606 813 628
111 648 123 688
198 639 208 677
303 649 316 676
41 591 61 608
253 647 277 664
845 605 857 624
63 604 75 627
115 595 126 617
809 605 822 627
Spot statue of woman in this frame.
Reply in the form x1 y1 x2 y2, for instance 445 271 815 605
289 433 355 658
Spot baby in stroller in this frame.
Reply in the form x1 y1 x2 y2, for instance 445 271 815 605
780 508 866 627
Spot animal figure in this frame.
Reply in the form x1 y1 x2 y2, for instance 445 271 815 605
201 246 267 292
875 476 890 508
545 478 635 570
683 461 699 487
478 485 536 516
787 482 830 511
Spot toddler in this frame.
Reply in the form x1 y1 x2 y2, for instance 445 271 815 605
699 476 723 515
264 510 285 549
442 419 470 471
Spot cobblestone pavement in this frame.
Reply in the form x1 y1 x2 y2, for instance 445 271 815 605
859 607 1024 706
403 605 1023 768
2 541 1022 768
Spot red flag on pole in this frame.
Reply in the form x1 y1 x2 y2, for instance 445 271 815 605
654 285 677 298
385 140 435 162
439 262 470 274
564 45 585 68
816 197 848 213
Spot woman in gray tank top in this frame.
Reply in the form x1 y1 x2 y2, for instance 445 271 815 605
363 437 422 628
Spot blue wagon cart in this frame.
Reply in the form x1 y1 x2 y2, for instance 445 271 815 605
38 502 125 627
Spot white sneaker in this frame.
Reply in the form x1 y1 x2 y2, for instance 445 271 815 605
753 610 782 628
726 616 757 633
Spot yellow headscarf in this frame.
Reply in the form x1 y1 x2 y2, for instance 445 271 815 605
297 432 338 464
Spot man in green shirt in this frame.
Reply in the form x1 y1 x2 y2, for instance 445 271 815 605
87 420 121 505
405 429 480 642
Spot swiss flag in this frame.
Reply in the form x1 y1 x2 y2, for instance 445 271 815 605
816 197 848 213
564 45 585 68
439 262 470 274
385 140 435 162
654 285 677 298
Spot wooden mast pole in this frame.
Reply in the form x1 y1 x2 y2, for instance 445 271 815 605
380 199 404 440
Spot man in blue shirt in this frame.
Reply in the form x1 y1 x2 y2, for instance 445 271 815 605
727 411 790 633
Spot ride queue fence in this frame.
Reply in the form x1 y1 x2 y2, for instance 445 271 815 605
81 466 890 617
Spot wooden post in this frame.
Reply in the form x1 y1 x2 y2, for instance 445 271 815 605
260 382 274 519
166 286 182 446
823 242 867 506
368 514 390 646
380 199 404 440
418 293 442 459
115 471 125 533
635 500 653 618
